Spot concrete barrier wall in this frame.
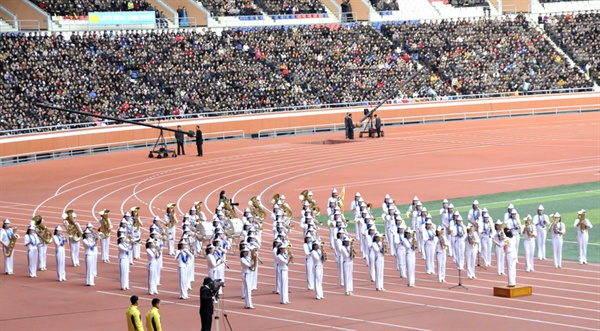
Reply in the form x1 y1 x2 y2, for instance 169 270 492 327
1 92 598 157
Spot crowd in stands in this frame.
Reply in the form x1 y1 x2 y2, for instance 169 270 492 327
33 0 153 17
369 0 399 12
1 15 596 133
258 0 327 15
200 0 261 17
542 12 600 83
449 0 487 7
380 15 592 95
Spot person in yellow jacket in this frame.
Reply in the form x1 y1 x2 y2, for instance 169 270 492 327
146 298 162 331
126 295 144 331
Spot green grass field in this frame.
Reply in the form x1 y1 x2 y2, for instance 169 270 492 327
318 182 600 263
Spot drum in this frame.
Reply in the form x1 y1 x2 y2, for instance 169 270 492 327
196 222 214 241
230 218 244 237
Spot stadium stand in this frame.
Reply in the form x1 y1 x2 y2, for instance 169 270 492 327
199 0 261 17
31 0 154 17
258 0 327 15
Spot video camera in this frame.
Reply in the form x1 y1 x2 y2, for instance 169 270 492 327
209 278 225 298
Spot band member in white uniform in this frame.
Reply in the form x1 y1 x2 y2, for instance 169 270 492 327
442 204 455 258
403 229 417 287
118 235 130 290
452 216 467 270
37 231 48 271
533 205 548 260
574 210 593 264
504 229 518 287
276 246 291 304
63 212 82 267
521 215 537 272
272 239 283 294
493 220 506 275
435 226 448 282
175 241 191 299
246 235 260 291
465 224 480 279
415 207 428 256
147 240 160 295
334 230 346 286
422 219 436 274
240 248 255 309
24 226 39 277
372 233 385 291
340 237 354 295
84 223 98 277
97 209 112 263
394 225 407 278
206 244 219 280
549 213 566 268
311 242 325 299
504 209 521 263
82 229 98 285
478 214 494 267
303 235 315 290
53 226 67 282
1 219 15 274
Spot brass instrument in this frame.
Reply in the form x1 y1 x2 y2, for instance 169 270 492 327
320 241 328 262
221 199 238 219
381 234 388 255
336 187 345 212
272 194 294 220
63 210 82 242
438 233 447 250
194 201 203 212
578 214 587 233
249 196 267 222
299 190 320 217
167 203 177 229
98 210 112 239
131 206 142 230
411 233 418 251
4 227 19 257
286 243 294 264
349 238 356 259
549 214 562 237
250 248 258 271
31 215 53 244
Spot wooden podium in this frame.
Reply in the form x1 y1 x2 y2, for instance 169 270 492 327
493 285 533 298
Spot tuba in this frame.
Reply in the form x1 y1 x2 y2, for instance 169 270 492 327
4 227 19 257
63 210 82 242
299 190 320 217
31 215 53 244
249 196 267 222
131 206 142 230
222 199 238 220
167 204 177 229
98 210 112 239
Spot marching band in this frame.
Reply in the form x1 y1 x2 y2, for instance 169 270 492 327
0 189 594 309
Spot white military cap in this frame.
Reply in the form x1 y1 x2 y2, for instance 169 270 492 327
448 203 454 209
524 215 532 220
72 212 77 218
118 234 126 239
457 216 463 221
553 212 561 218
131 206 140 211
280 194 286 199
55 225 63 231
153 216 161 221
151 230 159 235
244 207 251 212
190 206 197 211
421 207 427 212
374 232 381 238
385 194 391 199
342 236 350 242
443 199 449 203
83 229 91 234
183 213 189 218
436 226 444 232
426 220 433 225
86 222 94 228
332 188 338 193
416 201 423 206
355 192 361 196
124 212 131 217
217 212 224 216
453 211 460 216
467 223 473 229
241 247 250 252
578 209 586 215
508 203 514 209
308 191 313 196
473 200 479 205
303 201 310 206
495 219 503 225
167 203 175 209
484 214 490 218
482 207 488 213
405 228 414 234
511 209 518 214
413 196 419 201
538 205 544 210
3 219 10 224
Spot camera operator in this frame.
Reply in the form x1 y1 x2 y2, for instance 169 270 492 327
200 276 222 331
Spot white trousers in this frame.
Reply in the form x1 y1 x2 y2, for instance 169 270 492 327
495 246 505 275
454 240 465 270
396 246 406 278
101 237 110 261
436 251 446 281
56 247 66 281
133 243 142 259
3 247 13 274
27 248 38 277
374 256 384 290
343 260 353 293
69 240 80 266
274 262 280 293
523 238 535 271
466 245 476 278
85 254 95 285
279 269 289 304
481 236 492 266
506 252 517 286
406 252 416 286
577 233 589 263
179 266 188 299
552 236 563 267
305 256 314 289
424 241 435 274
242 272 253 307
119 258 129 289
368 249 375 281
148 262 158 294
252 264 258 290
536 227 547 260
314 265 324 298
336 254 344 286
38 244 47 269
187 255 195 288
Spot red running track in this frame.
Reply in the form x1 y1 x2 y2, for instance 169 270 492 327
0 113 599 331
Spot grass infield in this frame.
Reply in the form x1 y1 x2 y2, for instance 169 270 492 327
318 182 600 263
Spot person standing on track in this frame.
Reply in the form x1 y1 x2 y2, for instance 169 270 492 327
311 242 325 299
403 229 417 287
200 277 215 331
344 113 354 139
175 125 185 156
533 205 549 260
549 213 566 268
195 125 204 157
276 246 291 304
24 225 39 277
82 229 97 285
146 298 162 331
521 215 537 272
493 220 506 275
126 295 144 331
340 237 354 295
118 235 130 290
1 219 15 275
574 209 592 265
53 226 67 282
504 229 518 287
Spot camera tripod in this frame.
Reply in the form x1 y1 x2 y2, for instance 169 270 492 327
214 291 234 331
